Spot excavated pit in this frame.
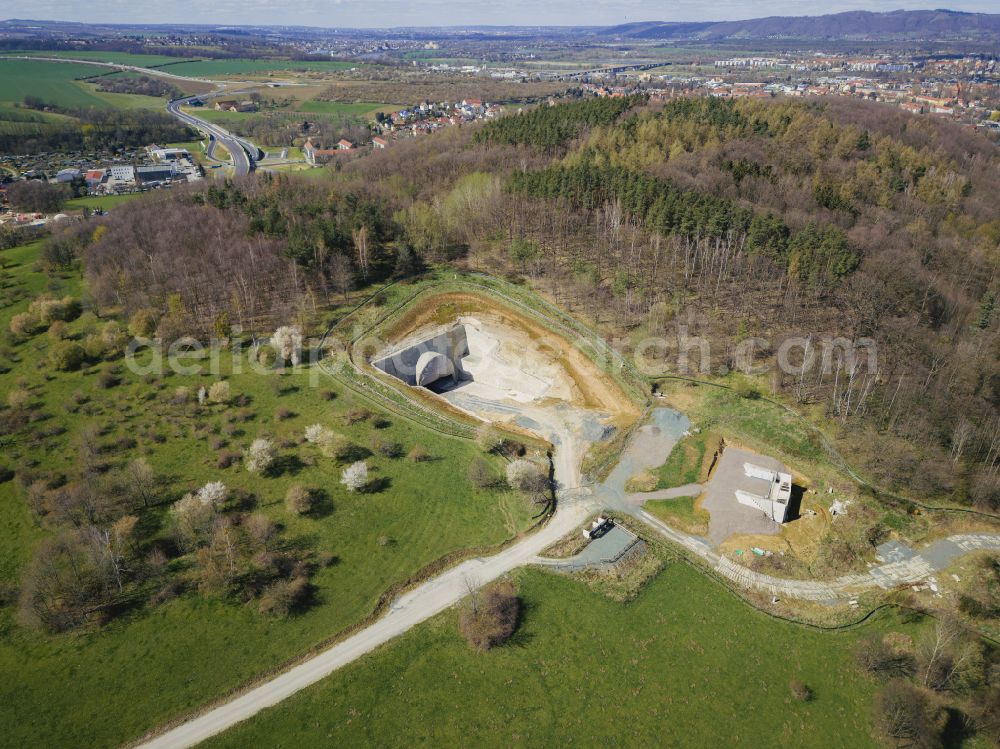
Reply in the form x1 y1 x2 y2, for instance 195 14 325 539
370 313 622 447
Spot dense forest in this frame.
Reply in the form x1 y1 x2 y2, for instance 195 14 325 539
60 94 1000 509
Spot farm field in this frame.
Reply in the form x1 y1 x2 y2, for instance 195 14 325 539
64 193 148 213
154 59 358 77
0 239 537 748
296 100 392 117
202 563 916 749
0 59 113 108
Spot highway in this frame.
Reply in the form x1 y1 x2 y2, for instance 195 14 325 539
166 96 262 177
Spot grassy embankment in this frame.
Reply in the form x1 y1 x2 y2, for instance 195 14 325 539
0 239 535 748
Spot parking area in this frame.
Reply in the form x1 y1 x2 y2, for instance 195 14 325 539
701 447 788 547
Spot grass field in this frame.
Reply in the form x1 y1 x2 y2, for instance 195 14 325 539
0 59 113 108
202 563 919 748
182 107 257 125
296 100 390 117
645 496 711 535
0 239 537 748
154 59 358 77
19 50 197 67
655 429 721 489
64 193 147 213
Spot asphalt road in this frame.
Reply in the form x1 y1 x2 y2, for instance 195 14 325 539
166 97 259 176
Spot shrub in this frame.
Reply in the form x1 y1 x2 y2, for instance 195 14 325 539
30 295 80 325
48 341 86 371
459 580 520 651
9 312 41 338
245 438 276 474
343 408 370 425
208 381 231 404
258 577 310 617
285 484 314 515
100 321 127 355
47 320 66 340
372 437 403 458
506 459 549 493
255 344 277 368
408 444 429 462
128 308 158 338
275 405 294 421
7 388 30 409
318 389 335 401
340 461 368 492
789 679 813 701
95 366 121 389
318 432 353 461
82 333 108 361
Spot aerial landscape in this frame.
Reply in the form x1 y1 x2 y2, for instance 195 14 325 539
2 2 1000 747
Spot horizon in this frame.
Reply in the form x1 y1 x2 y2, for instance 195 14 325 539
5 2 1000 31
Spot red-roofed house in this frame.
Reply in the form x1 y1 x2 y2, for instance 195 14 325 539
372 136 388 149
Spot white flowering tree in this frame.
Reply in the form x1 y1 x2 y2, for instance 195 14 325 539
304 424 332 444
245 438 276 474
197 481 229 507
272 326 303 366
170 492 218 549
340 460 369 492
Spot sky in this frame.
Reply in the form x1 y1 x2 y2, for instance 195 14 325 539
7 1 1000 28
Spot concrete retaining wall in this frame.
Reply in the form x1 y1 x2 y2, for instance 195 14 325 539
371 325 469 387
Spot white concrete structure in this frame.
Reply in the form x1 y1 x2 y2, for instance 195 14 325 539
735 462 792 523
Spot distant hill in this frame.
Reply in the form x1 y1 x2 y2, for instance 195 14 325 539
604 9 1000 40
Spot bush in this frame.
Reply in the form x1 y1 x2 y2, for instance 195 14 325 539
255 344 277 368
789 679 813 701
7 388 30 409
506 459 549 493
245 438 276 474
874 680 939 747
82 333 108 361
459 580 520 651
855 636 916 678
285 484 314 515
372 437 403 458
9 312 42 338
128 308 158 338
258 576 310 617
468 457 497 488
208 381 231 404
48 341 86 371
95 366 121 389
408 444 429 462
